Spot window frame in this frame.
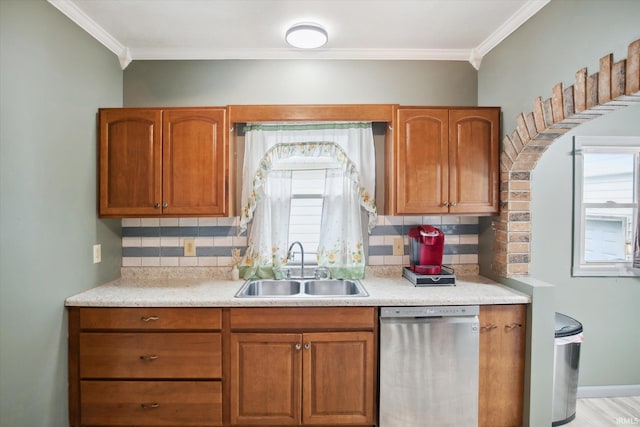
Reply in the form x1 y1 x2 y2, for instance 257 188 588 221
572 136 639 277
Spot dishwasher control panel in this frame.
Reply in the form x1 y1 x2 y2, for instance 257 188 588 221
380 305 479 318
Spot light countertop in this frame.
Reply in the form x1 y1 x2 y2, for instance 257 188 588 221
65 272 531 307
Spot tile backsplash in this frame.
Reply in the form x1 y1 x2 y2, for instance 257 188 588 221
121 215 479 268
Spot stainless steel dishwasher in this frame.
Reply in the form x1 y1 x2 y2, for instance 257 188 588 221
379 305 480 427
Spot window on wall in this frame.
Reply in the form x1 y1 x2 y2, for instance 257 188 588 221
288 169 325 264
573 136 640 277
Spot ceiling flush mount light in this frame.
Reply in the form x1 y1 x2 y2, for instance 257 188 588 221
285 23 328 49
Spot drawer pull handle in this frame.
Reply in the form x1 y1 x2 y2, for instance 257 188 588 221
140 316 159 322
140 355 159 361
481 324 498 330
505 323 523 330
141 403 160 409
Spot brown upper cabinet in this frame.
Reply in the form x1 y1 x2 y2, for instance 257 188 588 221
390 107 500 215
98 104 498 218
98 108 228 217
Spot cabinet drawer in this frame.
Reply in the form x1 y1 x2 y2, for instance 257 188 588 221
80 332 221 378
79 307 222 330
80 380 222 426
230 307 376 331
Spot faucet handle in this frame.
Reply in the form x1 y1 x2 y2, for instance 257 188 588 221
314 267 331 280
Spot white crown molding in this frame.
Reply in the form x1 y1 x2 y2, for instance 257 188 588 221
468 48 483 71
47 0 131 68
474 0 551 59
130 47 474 62
48 0 548 69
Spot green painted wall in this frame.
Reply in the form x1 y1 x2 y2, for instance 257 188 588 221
478 0 639 136
478 1 640 424
531 105 640 385
124 59 478 106
3 0 636 425
0 1 123 426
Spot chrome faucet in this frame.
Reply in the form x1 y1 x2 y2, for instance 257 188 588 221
287 241 305 278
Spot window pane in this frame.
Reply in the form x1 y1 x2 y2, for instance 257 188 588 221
288 170 325 260
583 153 634 203
572 137 640 276
291 169 326 195
584 207 633 262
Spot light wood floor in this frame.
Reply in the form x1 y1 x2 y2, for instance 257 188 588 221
563 396 640 426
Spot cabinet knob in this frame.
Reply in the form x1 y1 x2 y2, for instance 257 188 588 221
154 203 161 209
304 343 311 350
162 202 168 209
443 201 449 207
505 323 523 330
295 343 301 350
140 316 159 322
451 201 457 207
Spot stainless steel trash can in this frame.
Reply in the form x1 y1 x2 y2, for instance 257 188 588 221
552 312 584 426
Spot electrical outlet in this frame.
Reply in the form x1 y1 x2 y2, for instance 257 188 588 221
392 237 404 256
93 244 101 264
183 238 196 257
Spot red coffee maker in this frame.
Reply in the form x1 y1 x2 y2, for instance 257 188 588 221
408 225 445 275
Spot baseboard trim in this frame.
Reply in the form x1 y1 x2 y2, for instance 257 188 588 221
577 385 640 398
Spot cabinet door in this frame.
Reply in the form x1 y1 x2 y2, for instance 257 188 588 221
99 109 163 216
478 304 526 427
449 109 499 214
302 332 375 425
163 108 227 215
396 108 449 214
230 333 302 425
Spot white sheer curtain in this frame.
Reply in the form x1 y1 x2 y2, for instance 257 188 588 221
318 167 366 278
238 122 377 279
241 170 292 279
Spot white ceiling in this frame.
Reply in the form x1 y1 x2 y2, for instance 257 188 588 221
48 0 550 69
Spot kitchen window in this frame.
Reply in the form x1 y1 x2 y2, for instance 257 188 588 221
288 169 325 262
572 136 640 276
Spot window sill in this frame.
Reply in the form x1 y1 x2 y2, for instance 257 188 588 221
572 264 639 277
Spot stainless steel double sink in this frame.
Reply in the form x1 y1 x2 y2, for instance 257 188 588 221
235 278 368 298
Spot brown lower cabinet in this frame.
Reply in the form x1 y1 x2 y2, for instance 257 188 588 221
68 304 524 427
228 307 377 426
68 307 224 427
68 306 376 427
230 331 375 426
478 304 527 427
